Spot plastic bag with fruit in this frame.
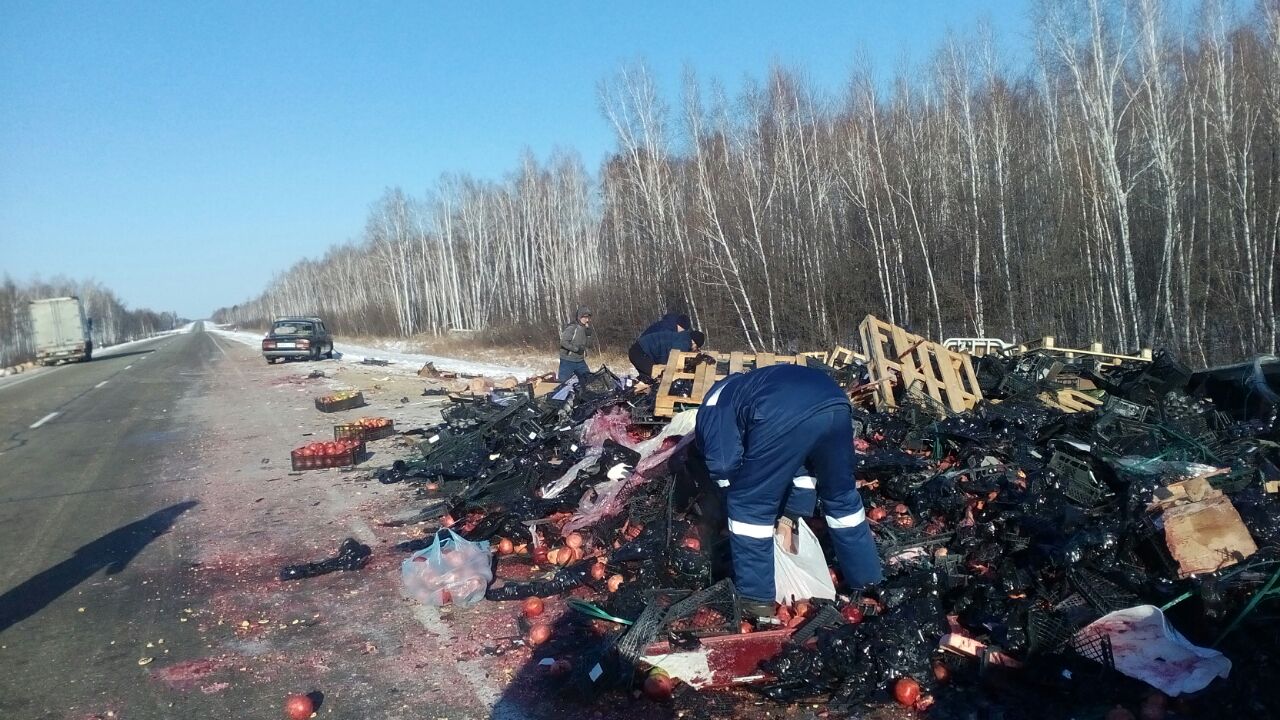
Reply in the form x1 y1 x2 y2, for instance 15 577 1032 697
401 529 493 607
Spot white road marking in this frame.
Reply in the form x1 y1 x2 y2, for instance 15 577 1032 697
95 380 108 388
207 333 231 358
30 412 59 429
125 364 133 370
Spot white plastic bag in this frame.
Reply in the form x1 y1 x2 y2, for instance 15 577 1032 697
774 519 836 603
401 529 493 607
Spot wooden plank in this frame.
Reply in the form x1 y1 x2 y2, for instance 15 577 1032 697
912 342 945 407
729 351 744 375
758 352 776 368
691 359 718 403
933 345 968 413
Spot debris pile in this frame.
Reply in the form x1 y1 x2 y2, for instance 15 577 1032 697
356 341 1280 717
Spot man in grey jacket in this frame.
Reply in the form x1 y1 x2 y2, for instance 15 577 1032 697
558 306 594 382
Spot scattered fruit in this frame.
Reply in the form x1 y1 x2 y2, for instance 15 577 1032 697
565 532 584 549
284 693 314 720
892 677 921 706
526 623 552 646
867 506 888 522
1139 693 1167 720
606 574 624 592
643 669 675 701
522 596 545 618
840 605 864 624
497 538 514 555
589 562 607 580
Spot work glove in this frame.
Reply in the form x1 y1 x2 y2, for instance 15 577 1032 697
695 353 716 365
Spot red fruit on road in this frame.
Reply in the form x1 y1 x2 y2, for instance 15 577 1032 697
522 596 545 618
526 623 551 646
643 671 675 702
284 693 314 719
840 605 864 624
892 677 921 706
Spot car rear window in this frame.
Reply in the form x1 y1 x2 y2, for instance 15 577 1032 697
272 322 314 336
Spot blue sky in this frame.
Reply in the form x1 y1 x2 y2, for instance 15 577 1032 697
0 1 1031 318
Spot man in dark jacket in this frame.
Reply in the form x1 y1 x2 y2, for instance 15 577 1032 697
640 312 691 337
629 329 705 383
694 364 882 616
558 306 594 382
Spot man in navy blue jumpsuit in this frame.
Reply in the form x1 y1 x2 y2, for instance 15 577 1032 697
640 312 691 337
694 364 882 611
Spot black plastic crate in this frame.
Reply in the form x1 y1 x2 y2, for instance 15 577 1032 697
333 420 395 442
314 391 366 413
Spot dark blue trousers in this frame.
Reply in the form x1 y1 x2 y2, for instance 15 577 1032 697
725 405 883 602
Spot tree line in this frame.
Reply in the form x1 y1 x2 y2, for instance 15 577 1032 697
214 0 1280 366
0 276 181 367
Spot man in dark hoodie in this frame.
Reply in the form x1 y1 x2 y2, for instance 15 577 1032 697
640 312 691 338
629 328 705 383
694 364 882 617
557 305 594 382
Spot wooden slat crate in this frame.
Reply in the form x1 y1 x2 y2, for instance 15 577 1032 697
858 314 982 413
652 350 810 417
828 345 866 369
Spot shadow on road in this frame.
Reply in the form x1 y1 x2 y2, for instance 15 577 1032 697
95 348 158 361
0 500 197 634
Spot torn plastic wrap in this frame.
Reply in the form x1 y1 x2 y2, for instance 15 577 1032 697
1077 605 1231 696
279 538 371 581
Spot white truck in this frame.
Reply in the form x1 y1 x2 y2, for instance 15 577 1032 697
29 296 93 365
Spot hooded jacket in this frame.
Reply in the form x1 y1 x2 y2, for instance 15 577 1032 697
640 312 690 337
559 306 593 362
636 329 695 366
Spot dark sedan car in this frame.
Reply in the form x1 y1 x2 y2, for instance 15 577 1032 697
262 317 335 363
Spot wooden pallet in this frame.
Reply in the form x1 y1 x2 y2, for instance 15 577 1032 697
858 315 982 413
828 345 866 369
800 350 830 365
1016 337 1152 366
652 350 809 417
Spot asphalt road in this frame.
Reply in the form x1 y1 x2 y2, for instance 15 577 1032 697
0 326 215 718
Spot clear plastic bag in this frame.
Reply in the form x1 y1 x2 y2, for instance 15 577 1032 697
774 519 836 603
401 529 493 607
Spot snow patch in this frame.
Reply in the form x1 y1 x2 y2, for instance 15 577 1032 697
202 322 537 379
